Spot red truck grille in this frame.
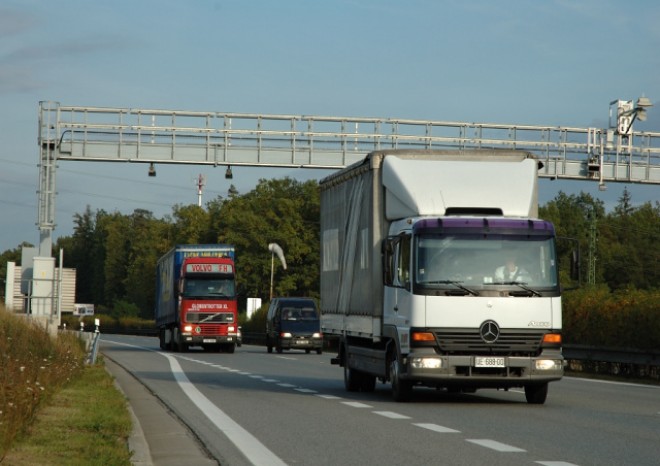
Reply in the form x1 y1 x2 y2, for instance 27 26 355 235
195 324 227 335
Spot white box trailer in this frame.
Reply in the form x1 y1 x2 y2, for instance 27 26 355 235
320 149 568 404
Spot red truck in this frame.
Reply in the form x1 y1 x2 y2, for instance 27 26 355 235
156 244 238 352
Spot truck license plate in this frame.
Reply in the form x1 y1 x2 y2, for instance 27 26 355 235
203 338 216 343
475 357 505 368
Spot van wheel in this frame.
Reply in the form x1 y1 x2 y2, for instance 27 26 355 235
316 348 323 355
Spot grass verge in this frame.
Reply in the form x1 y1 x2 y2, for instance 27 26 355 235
2 357 133 465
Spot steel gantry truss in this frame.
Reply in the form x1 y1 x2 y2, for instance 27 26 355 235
37 101 660 255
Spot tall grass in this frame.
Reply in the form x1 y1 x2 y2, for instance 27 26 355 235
0 305 86 458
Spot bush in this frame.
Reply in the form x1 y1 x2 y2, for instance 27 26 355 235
563 286 660 350
0 306 86 456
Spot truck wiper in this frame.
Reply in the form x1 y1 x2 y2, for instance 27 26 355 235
425 280 479 296
494 281 542 297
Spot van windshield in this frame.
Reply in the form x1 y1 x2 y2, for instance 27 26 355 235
281 307 318 320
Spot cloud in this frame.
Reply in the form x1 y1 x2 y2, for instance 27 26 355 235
0 8 33 37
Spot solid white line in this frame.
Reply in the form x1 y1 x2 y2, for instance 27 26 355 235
163 353 287 466
466 439 526 452
567 376 660 389
535 462 580 466
413 423 460 433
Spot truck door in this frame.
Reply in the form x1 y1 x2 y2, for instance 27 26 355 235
384 234 412 340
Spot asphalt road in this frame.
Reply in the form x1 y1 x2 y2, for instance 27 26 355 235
101 335 660 466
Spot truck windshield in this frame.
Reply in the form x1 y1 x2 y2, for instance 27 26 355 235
183 278 235 298
415 234 558 291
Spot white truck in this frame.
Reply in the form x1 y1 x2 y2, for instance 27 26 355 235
320 149 568 404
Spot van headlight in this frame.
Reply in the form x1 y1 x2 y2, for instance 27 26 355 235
410 357 442 369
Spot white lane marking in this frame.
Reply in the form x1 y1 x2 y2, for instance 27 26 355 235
342 401 372 408
249 375 264 379
413 423 460 433
466 439 526 452
373 411 411 419
567 376 660 389
536 462 580 466
295 388 318 393
316 394 343 400
277 383 296 388
261 378 279 383
163 353 287 466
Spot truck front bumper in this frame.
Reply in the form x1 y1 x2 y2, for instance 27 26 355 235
182 334 237 345
402 350 564 387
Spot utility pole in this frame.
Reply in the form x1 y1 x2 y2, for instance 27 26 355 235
587 207 598 285
196 174 206 207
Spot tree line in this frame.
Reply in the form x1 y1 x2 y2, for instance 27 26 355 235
1 179 658 321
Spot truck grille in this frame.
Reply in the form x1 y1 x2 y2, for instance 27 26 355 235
196 324 226 335
436 329 544 356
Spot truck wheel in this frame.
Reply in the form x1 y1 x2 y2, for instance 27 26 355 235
224 343 236 354
524 383 548 404
344 364 362 392
360 373 377 392
390 358 412 402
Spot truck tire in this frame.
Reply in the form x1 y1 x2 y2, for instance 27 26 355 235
224 343 236 354
390 357 412 402
524 383 548 404
344 364 363 392
159 330 166 350
360 373 376 392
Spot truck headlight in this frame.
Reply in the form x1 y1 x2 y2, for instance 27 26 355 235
410 357 442 369
183 325 193 332
312 332 322 339
535 359 562 370
280 332 292 338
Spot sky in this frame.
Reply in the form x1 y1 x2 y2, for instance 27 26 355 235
1 0 659 253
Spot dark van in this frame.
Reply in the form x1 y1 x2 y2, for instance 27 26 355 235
266 297 323 354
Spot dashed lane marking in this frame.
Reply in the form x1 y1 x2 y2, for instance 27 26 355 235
413 423 461 433
466 439 526 452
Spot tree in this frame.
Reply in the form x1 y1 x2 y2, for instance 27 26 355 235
601 197 660 290
211 178 321 302
539 191 605 285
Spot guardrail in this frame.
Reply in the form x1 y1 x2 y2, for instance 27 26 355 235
95 328 659 382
